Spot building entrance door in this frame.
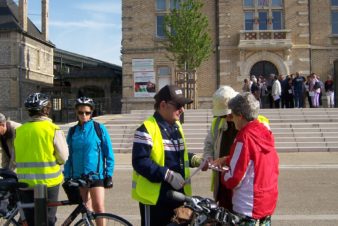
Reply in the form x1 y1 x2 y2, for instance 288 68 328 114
250 61 278 80
250 61 279 109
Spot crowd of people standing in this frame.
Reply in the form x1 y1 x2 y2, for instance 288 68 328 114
243 72 335 109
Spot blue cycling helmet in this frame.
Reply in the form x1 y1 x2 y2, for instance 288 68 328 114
24 93 50 111
75 97 95 109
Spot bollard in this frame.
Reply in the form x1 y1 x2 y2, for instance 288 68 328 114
34 184 48 226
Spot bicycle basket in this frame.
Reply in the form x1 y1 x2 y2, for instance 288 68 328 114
62 180 82 204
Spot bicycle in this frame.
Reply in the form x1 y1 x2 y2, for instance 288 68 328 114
167 190 240 226
0 173 132 226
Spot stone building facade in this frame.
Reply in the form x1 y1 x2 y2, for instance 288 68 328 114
0 0 53 121
121 0 338 112
49 48 122 123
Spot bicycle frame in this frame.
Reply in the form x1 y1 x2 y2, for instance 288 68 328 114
2 201 34 226
48 200 94 226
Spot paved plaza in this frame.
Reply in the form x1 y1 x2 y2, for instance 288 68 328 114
56 152 338 226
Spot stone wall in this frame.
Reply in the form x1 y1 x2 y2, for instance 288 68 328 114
0 31 54 121
121 0 338 112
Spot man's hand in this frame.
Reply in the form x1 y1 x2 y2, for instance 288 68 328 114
165 170 185 190
201 157 212 171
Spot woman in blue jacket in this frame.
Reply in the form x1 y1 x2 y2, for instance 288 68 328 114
64 97 114 226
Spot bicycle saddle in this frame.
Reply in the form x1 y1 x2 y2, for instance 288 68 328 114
0 179 28 191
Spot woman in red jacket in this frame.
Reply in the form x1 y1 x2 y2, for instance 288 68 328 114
216 92 279 226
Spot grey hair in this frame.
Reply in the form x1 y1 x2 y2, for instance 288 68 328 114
0 113 7 123
228 92 260 121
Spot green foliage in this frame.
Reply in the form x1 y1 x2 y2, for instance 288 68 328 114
164 0 212 70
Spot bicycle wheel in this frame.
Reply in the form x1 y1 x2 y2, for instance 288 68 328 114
75 213 132 226
0 217 20 226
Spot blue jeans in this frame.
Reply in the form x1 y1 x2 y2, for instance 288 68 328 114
294 91 303 108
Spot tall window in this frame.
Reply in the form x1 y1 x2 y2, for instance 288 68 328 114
158 66 171 89
258 11 268 30
332 0 338 34
243 0 284 30
156 0 180 38
245 12 254 30
272 10 282 30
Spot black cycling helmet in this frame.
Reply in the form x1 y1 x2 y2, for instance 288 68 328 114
24 93 50 111
75 97 95 109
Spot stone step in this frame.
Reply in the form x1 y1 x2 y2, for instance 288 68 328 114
112 146 338 153
60 108 338 153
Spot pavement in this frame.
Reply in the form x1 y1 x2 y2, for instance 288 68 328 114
55 152 338 226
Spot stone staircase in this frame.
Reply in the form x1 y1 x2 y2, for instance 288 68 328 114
60 108 338 153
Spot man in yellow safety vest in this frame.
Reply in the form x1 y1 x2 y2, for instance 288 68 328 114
131 85 201 226
14 93 69 226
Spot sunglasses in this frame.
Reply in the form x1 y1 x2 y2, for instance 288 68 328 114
167 101 183 110
77 111 92 116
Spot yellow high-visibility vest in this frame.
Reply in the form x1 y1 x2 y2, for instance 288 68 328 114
131 116 192 205
14 120 63 187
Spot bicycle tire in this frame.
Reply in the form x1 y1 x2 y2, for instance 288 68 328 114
74 212 133 226
0 217 20 226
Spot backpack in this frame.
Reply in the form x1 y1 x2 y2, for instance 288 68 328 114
68 121 103 144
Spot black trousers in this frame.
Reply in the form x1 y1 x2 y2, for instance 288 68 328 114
20 184 60 226
139 201 182 226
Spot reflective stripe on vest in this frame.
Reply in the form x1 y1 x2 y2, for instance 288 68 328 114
131 116 192 205
17 169 62 180
16 162 57 168
14 120 63 188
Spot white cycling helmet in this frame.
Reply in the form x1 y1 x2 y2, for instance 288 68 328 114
75 97 95 109
24 93 50 111
212 86 238 116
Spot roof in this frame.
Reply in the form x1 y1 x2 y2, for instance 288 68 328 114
0 0 54 46
54 48 122 71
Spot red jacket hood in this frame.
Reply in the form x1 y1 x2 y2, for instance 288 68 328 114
240 119 275 154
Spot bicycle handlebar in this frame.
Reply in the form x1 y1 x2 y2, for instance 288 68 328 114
167 191 240 225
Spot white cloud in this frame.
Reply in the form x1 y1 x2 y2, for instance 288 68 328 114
77 2 121 15
49 20 120 29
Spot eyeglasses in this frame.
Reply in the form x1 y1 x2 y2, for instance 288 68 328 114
167 101 183 110
77 111 92 116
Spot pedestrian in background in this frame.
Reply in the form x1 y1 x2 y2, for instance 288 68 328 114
0 113 21 170
309 73 321 108
292 72 305 108
64 97 114 226
272 74 281 108
242 78 251 93
325 74 335 108
219 92 279 226
14 93 69 226
131 85 202 226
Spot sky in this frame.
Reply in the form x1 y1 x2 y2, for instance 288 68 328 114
16 0 122 66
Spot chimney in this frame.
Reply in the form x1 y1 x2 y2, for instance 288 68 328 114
41 0 49 40
18 0 28 32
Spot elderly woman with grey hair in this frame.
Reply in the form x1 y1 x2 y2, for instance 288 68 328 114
0 113 21 170
217 92 279 225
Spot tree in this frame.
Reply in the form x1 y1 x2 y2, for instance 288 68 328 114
164 0 212 71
